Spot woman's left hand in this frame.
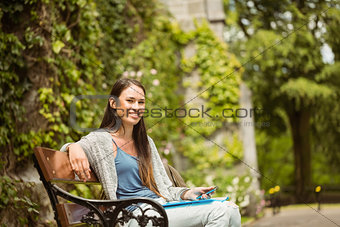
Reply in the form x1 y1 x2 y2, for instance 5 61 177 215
182 186 216 201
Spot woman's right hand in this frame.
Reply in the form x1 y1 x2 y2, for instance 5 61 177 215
68 143 91 181
181 186 216 201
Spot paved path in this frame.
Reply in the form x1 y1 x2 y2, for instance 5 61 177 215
245 205 340 227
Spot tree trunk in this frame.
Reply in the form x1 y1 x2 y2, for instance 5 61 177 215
288 108 311 202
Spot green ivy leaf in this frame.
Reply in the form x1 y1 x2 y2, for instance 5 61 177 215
52 40 65 54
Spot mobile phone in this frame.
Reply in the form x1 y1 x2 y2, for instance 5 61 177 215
196 186 218 200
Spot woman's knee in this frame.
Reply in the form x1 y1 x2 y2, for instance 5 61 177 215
222 202 241 227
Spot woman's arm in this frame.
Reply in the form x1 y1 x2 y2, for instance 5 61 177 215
148 136 216 201
181 186 216 200
60 136 92 181
67 143 91 181
60 142 73 152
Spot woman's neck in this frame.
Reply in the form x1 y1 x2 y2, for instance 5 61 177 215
113 124 134 140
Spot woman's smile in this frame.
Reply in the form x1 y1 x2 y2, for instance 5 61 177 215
129 112 141 119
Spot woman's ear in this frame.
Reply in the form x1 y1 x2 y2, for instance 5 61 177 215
109 98 116 109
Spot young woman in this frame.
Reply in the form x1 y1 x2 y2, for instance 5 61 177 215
63 78 241 226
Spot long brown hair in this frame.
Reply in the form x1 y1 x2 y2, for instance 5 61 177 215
100 78 163 198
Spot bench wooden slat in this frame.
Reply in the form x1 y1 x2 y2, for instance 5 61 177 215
56 204 89 226
34 147 98 183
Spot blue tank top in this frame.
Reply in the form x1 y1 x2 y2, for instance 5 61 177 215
112 139 159 199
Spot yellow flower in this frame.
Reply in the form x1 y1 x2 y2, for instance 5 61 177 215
274 185 280 192
315 186 321 193
269 188 275 194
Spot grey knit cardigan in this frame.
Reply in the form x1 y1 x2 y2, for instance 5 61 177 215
60 129 188 201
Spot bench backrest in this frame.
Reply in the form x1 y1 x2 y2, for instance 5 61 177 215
34 147 98 184
34 147 100 226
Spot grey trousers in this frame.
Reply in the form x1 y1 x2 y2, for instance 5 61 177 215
126 198 241 227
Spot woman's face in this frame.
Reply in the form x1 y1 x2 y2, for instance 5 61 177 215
110 84 145 126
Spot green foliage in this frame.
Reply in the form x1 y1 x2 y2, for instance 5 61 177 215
311 61 340 171
244 28 326 109
181 21 242 134
96 0 161 78
256 130 294 191
182 132 243 172
312 149 340 185
70 184 103 199
280 77 334 109
0 176 39 225
0 0 104 162
323 8 340 61
0 31 28 147
225 0 340 191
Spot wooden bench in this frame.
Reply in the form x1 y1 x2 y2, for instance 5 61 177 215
33 147 172 227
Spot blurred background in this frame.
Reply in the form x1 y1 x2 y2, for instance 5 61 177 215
1 0 339 226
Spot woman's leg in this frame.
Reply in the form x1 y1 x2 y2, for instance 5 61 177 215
222 201 241 227
165 200 241 227
125 199 241 227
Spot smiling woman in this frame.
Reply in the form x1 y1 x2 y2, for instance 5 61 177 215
64 78 241 226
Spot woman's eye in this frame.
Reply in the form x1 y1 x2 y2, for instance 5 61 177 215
139 102 145 104
127 100 133 102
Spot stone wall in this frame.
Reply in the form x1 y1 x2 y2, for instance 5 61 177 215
161 0 225 38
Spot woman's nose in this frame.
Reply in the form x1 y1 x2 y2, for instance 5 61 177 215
132 101 139 109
